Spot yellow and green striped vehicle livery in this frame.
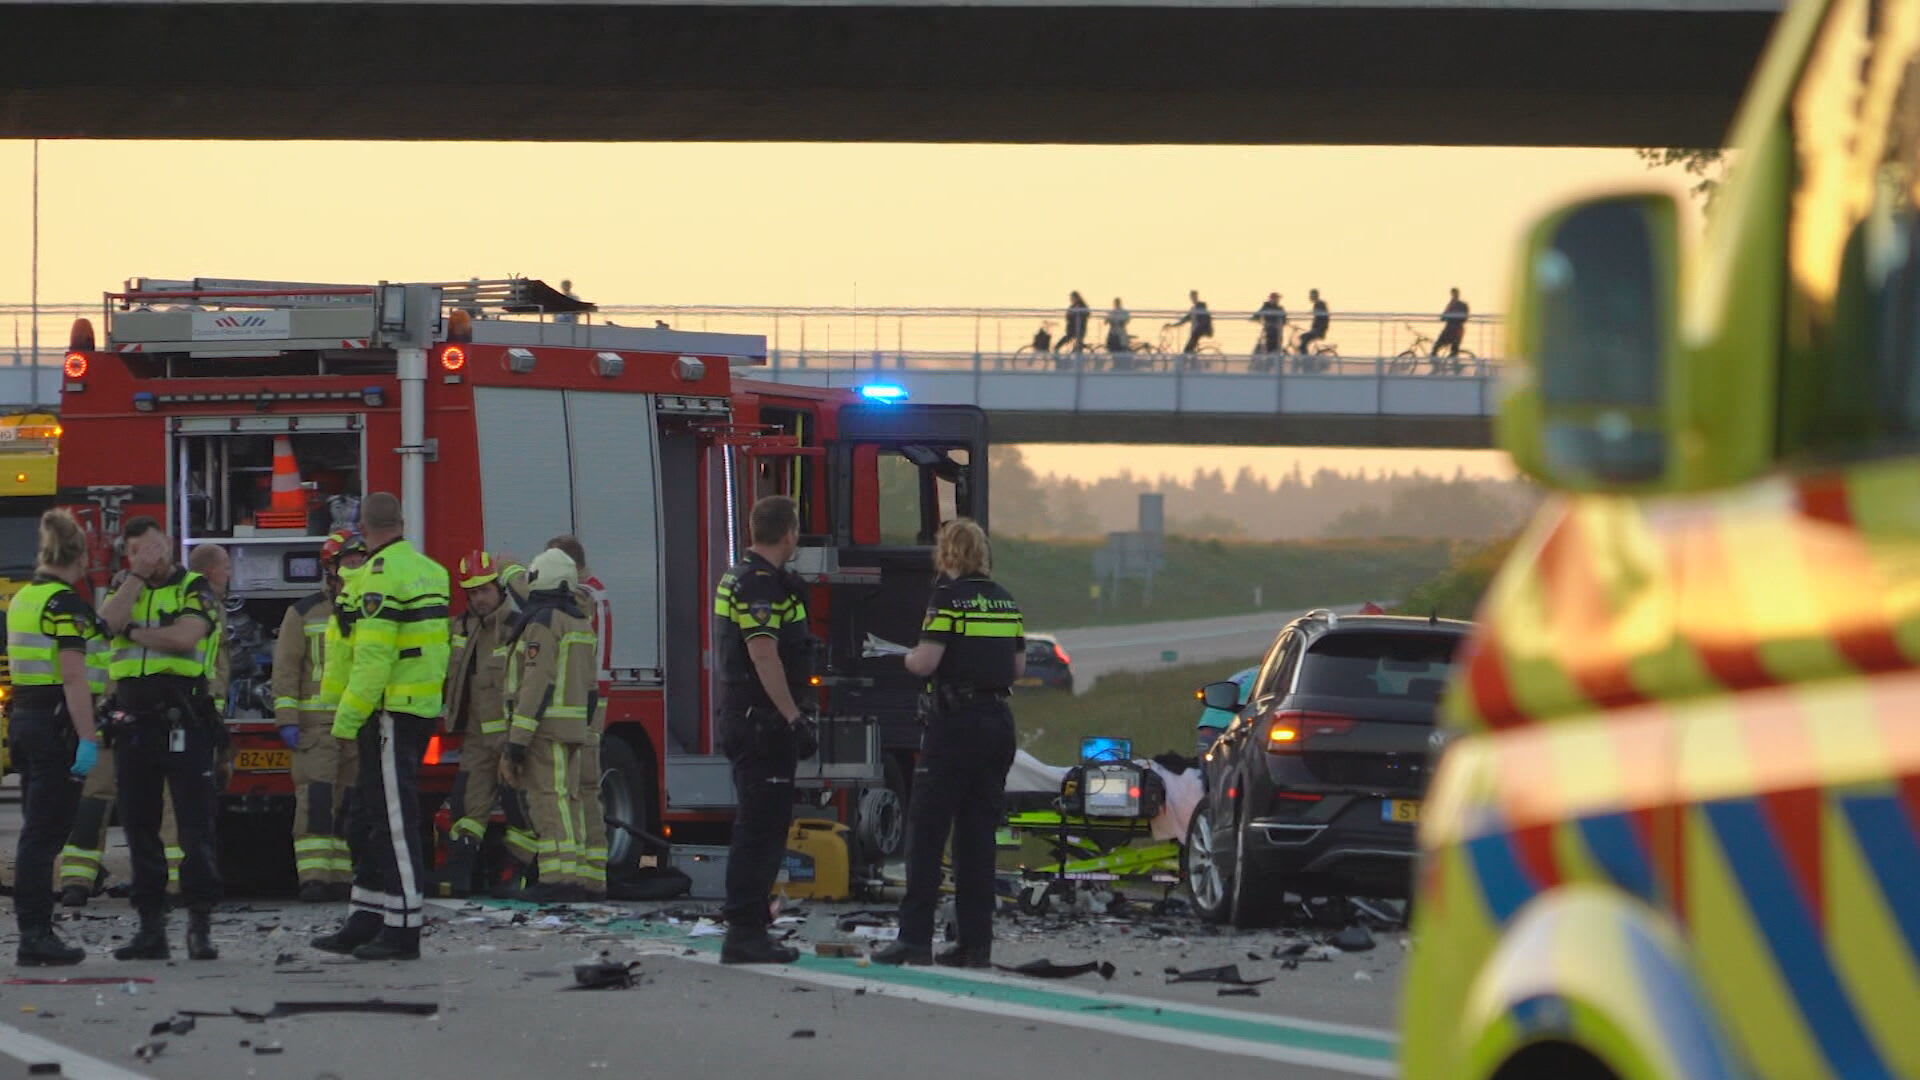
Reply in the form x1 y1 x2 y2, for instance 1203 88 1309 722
1404 0 1920 1076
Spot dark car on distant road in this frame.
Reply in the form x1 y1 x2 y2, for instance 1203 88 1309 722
1016 633 1074 693
1182 610 1471 927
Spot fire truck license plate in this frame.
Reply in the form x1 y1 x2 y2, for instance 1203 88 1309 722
234 749 292 772
1383 800 1422 824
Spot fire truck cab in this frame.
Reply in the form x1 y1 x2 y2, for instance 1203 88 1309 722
57 277 987 892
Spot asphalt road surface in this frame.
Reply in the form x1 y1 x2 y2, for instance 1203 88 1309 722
0 792 1405 1080
1051 606 1374 694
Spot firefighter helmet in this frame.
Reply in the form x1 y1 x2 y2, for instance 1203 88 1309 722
321 530 367 566
458 549 502 590
526 547 578 591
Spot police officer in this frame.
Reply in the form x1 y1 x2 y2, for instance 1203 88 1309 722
98 516 222 962
874 518 1023 968
496 548 599 902
8 510 107 965
310 492 451 962
435 549 521 897
276 531 367 902
712 495 817 965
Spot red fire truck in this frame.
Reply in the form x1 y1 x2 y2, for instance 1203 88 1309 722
56 277 987 891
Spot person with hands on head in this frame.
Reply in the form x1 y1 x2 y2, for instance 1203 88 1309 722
96 516 221 962
8 509 108 965
275 530 367 903
492 547 599 902
873 518 1024 969
308 493 450 963
712 495 818 965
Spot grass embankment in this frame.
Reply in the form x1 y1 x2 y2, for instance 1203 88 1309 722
1013 661 1252 766
994 537 1453 630
1389 537 1517 621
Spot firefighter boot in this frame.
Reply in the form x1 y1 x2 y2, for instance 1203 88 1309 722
17 926 85 967
352 930 420 962
113 913 171 961
186 909 218 961
488 855 529 900
58 883 91 908
434 836 480 899
720 925 799 965
310 911 382 956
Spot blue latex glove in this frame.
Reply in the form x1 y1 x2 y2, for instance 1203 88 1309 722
70 739 98 778
279 725 301 749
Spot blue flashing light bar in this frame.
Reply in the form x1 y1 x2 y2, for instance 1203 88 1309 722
858 383 909 403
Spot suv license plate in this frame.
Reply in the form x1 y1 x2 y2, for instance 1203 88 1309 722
1383 799 1421 824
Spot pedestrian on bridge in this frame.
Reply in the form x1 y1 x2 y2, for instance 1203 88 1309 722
1170 289 1214 357
1055 291 1090 359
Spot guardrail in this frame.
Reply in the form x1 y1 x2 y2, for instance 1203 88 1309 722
760 348 1502 379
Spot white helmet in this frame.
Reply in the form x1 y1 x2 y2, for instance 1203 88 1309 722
526 547 578 591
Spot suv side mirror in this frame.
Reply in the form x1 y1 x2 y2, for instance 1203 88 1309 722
1200 681 1241 711
1499 193 1682 491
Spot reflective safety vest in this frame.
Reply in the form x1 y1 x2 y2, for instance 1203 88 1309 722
108 569 214 682
202 605 230 712
332 537 451 736
5 576 109 697
504 590 597 747
273 591 335 723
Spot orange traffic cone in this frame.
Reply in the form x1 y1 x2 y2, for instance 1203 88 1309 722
255 436 309 530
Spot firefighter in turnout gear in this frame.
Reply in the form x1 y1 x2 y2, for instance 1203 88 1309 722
874 518 1024 969
277 531 368 903
712 495 817 965
310 493 451 962
8 510 108 966
97 516 223 962
435 549 520 898
545 535 609 898
496 547 599 903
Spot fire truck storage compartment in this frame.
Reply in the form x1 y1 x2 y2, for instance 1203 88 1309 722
472 387 662 676
169 416 364 551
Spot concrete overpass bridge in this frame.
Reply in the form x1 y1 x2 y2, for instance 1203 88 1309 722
4 0 1779 146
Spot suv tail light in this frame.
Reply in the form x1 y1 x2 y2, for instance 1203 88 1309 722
1266 710 1357 751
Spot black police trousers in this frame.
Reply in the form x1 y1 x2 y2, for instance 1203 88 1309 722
349 712 433 937
114 718 222 917
898 700 1016 950
12 705 82 932
719 707 797 930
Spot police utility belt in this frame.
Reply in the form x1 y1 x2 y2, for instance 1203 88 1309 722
101 676 221 747
923 682 1011 715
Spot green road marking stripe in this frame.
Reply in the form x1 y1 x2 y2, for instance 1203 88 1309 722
444 899 1397 1069
602 917 1396 1064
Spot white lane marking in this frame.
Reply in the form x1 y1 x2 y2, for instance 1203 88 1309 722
0 1020 151 1080
656 946 1395 1077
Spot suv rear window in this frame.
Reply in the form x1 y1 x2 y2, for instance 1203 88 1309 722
1297 631 1463 702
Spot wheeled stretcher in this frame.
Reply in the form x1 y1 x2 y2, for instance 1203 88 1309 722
997 750 1204 914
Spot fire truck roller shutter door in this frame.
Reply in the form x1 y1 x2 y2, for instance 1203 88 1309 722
472 388 575 570
562 391 662 674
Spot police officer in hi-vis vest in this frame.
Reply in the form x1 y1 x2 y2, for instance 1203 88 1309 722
7 510 108 966
310 493 451 962
874 518 1024 969
98 516 223 962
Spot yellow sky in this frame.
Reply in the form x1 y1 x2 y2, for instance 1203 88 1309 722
0 140 1682 480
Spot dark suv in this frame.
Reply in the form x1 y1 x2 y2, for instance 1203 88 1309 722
1183 611 1470 927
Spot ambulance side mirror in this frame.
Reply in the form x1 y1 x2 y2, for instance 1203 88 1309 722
1499 193 1682 492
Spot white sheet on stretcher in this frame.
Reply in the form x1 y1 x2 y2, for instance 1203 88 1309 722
1004 749 1204 844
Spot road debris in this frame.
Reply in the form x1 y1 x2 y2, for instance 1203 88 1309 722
813 942 861 958
264 1001 440 1018
791 1029 817 1039
996 959 1117 980
149 1015 196 1037
1328 925 1376 952
1217 986 1261 997
132 1040 166 1062
571 958 642 990
1163 964 1273 987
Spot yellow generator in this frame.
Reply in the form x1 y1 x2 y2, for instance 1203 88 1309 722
778 819 853 901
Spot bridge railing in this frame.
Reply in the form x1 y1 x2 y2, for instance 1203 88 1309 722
758 348 1503 379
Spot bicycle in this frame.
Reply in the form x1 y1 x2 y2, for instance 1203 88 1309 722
1391 323 1475 375
1283 327 1340 373
1160 323 1224 371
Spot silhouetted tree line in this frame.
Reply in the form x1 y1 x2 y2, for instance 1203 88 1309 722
990 446 1537 542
